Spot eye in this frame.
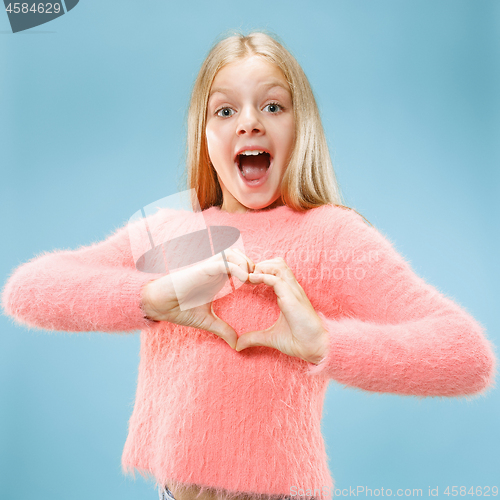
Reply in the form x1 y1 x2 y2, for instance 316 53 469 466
216 107 235 118
264 102 283 113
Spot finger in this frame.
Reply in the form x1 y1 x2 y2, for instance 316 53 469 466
205 259 249 284
251 261 303 298
248 272 291 301
253 258 294 281
249 272 306 309
185 257 247 285
234 248 255 268
212 249 253 283
195 256 244 283
227 247 255 274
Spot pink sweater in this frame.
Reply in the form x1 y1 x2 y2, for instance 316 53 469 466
2 204 496 500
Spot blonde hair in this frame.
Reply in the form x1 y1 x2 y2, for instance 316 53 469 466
183 30 369 222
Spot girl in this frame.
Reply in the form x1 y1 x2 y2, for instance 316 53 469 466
2 31 496 500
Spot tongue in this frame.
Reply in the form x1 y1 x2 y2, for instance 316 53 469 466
240 154 270 180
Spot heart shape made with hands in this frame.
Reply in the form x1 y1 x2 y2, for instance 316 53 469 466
212 253 328 365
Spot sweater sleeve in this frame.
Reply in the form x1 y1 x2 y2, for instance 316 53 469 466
306 207 496 397
1 221 164 333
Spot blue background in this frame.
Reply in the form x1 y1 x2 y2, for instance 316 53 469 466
1 1 499 499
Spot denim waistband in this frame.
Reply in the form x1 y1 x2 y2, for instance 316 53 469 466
158 485 314 500
159 485 176 500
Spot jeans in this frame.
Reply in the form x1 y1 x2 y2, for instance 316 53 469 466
158 486 312 500
159 486 176 500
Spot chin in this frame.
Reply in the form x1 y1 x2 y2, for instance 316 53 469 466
240 197 281 211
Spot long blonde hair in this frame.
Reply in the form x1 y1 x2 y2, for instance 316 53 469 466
183 30 369 223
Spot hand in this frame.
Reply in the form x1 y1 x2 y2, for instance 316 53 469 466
142 248 255 349
235 257 329 365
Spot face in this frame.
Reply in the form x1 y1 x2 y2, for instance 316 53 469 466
206 55 295 213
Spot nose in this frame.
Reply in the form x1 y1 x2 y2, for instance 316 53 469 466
236 106 264 136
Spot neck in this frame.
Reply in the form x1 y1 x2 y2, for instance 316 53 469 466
220 198 285 214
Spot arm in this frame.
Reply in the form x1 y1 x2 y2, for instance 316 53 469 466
306 207 496 397
1 222 164 333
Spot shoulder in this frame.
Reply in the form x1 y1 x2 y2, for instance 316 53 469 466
132 206 202 236
300 203 370 232
303 204 403 260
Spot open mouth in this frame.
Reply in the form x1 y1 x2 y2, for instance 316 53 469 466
236 151 271 184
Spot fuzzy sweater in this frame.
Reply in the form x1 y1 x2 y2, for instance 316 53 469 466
2 203 496 500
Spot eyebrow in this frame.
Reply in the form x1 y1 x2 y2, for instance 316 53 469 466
208 81 291 98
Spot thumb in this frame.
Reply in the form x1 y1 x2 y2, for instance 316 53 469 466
208 317 238 350
236 314 282 352
207 306 238 350
235 329 272 352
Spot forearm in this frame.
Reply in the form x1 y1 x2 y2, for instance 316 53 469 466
307 206 496 396
307 309 496 397
2 251 163 332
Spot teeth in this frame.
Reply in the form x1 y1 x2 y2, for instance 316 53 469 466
239 150 265 156
237 150 268 178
